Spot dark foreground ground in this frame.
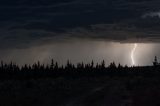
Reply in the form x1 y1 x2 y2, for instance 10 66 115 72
0 75 160 106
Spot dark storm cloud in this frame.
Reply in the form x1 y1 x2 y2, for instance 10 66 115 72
1 0 160 49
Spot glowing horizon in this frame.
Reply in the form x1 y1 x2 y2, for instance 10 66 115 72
0 40 157 66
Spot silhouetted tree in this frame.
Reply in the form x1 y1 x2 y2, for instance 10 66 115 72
109 62 116 69
153 56 159 66
91 60 94 68
50 59 54 70
101 60 105 69
118 63 123 69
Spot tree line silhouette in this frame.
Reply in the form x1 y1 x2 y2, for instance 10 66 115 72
0 58 159 80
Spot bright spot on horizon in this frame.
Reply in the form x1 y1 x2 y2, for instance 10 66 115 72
131 43 137 66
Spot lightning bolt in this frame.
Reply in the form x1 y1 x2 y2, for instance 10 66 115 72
131 43 137 66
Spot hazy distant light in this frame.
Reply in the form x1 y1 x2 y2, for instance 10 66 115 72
0 40 157 66
131 43 137 66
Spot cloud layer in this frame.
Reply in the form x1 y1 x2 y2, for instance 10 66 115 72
1 0 160 49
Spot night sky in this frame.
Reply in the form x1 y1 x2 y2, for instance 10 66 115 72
1 0 160 66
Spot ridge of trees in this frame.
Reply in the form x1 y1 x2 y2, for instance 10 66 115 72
0 59 159 80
